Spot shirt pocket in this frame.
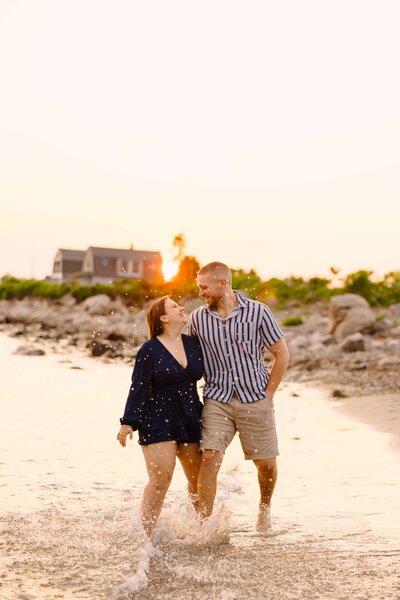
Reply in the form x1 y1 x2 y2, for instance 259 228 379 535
235 322 255 343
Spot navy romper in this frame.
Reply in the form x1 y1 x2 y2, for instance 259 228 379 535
120 334 204 445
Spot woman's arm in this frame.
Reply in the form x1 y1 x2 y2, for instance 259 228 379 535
120 343 153 429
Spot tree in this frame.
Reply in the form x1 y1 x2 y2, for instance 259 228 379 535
172 256 200 285
172 233 186 264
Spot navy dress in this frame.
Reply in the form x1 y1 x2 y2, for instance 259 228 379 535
120 334 204 445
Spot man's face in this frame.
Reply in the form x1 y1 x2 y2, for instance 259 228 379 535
197 273 224 310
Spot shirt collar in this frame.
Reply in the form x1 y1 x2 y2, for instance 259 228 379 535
204 290 248 317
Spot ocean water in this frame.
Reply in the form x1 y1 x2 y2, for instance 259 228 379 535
0 333 399 599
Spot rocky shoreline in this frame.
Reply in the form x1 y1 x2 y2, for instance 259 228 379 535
1 293 399 399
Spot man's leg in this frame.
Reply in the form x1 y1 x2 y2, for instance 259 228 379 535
235 395 279 531
198 398 236 519
197 449 224 518
254 457 278 531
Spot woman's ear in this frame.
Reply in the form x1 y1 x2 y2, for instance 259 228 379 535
160 315 168 323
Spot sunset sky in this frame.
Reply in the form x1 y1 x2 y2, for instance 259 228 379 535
1 0 399 282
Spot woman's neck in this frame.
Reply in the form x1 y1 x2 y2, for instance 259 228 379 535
158 325 183 341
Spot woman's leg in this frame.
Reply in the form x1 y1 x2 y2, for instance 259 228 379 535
176 442 202 512
140 441 177 536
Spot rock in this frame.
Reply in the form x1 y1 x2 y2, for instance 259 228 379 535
332 389 347 398
340 332 366 352
57 294 77 307
90 339 111 357
81 294 112 315
13 344 45 356
388 303 400 318
348 363 368 371
302 314 328 334
377 356 400 368
321 334 337 346
287 335 309 352
329 294 375 340
392 325 400 337
62 313 96 335
183 298 204 314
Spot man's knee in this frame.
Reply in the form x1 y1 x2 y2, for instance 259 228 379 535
254 457 277 474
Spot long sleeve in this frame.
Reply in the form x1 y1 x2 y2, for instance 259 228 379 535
120 344 153 430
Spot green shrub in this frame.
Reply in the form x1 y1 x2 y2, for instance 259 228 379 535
281 316 304 326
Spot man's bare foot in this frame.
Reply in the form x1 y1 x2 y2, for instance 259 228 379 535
256 504 272 532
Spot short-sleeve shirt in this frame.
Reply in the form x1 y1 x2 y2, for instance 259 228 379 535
187 291 283 403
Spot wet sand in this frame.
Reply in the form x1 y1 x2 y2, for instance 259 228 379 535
330 392 400 455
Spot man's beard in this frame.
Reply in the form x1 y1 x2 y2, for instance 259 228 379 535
205 296 220 310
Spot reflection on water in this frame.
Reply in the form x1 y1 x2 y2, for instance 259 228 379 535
0 334 399 599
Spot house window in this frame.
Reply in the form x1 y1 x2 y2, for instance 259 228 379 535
121 260 128 273
101 258 109 268
132 261 140 274
53 261 61 273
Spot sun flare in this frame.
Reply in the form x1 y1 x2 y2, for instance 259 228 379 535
162 260 179 282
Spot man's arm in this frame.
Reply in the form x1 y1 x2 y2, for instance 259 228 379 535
265 338 289 400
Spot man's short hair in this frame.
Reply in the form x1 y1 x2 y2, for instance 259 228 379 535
198 262 232 284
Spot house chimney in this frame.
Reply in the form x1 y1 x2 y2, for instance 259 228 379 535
129 243 134 250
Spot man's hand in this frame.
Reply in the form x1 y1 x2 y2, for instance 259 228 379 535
117 424 133 447
266 390 275 403
265 338 290 400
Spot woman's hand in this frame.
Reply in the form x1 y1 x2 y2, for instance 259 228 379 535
117 424 133 447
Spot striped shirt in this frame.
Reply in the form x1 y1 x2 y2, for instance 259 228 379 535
187 291 283 403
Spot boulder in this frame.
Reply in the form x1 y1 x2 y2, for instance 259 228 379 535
377 356 400 368
328 294 375 340
81 294 112 315
339 332 366 353
90 339 111 357
57 294 77 307
13 344 45 356
287 335 309 352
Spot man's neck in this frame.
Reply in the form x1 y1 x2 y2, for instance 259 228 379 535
216 290 238 319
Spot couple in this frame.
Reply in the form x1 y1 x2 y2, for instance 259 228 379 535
117 262 289 536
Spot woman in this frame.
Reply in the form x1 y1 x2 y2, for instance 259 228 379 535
117 296 204 536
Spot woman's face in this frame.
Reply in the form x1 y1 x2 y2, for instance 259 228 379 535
163 298 187 325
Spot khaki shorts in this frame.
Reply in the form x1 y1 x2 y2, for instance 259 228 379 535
200 394 279 460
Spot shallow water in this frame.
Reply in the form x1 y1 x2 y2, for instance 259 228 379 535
1 333 399 599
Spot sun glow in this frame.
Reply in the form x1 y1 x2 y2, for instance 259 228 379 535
162 260 179 282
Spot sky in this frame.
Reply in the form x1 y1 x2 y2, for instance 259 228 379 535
1 0 399 282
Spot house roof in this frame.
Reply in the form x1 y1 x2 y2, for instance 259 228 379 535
88 246 161 260
57 249 86 260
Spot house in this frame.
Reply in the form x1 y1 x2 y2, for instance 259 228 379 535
51 246 163 283
51 249 85 282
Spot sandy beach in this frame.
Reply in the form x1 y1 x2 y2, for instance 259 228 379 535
330 392 400 454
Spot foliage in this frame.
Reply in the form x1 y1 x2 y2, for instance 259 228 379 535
342 270 400 306
281 316 304 326
171 256 201 287
263 276 334 306
1 268 400 308
231 269 265 299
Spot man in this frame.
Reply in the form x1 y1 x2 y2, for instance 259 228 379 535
187 262 289 530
